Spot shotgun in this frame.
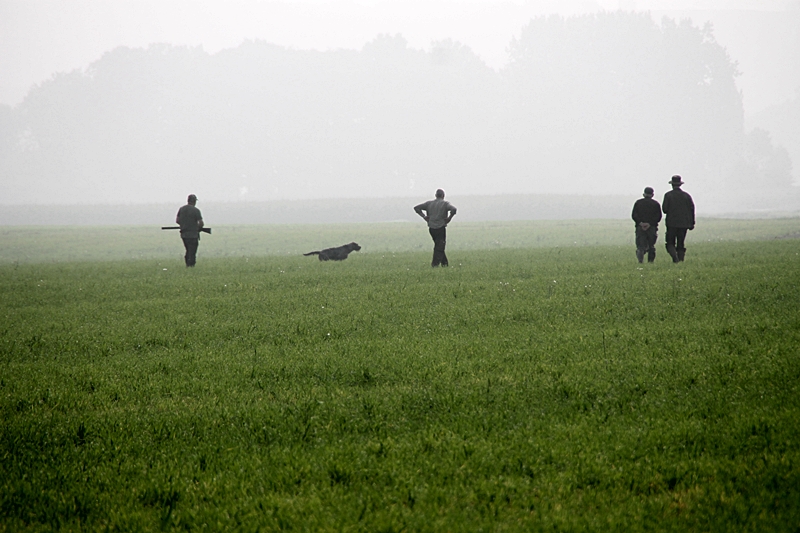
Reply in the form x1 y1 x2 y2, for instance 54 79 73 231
162 226 212 234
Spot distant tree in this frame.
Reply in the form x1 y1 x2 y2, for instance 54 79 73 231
729 128 793 189
0 104 14 161
503 12 743 195
748 87 800 186
0 13 788 207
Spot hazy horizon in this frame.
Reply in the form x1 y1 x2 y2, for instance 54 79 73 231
1 0 798 212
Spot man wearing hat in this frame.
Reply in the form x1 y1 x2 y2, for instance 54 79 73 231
414 188 457 267
662 175 695 262
631 186 662 263
176 194 204 267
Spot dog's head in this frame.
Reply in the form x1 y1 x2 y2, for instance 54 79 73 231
348 242 361 252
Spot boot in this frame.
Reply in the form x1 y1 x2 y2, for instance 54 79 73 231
647 249 656 263
635 249 644 263
678 248 686 262
666 244 679 263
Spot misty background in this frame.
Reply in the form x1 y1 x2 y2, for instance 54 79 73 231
1 0 799 224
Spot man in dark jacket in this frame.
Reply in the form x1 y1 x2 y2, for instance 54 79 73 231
176 194 204 267
662 175 695 263
631 186 662 263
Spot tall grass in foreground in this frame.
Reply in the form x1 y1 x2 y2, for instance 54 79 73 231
1 240 799 531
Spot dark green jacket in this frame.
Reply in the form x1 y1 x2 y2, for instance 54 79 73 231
632 197 662 226
176 204 203 238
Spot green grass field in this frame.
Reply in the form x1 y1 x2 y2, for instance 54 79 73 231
2 217 799 264
1 219 799 531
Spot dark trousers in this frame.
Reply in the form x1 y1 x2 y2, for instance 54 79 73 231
429 226 448 267
182 237 199 267
665 227 688 250
665 226 688 262
635 225 658 262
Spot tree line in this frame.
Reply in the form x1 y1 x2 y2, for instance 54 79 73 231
0 11 793 207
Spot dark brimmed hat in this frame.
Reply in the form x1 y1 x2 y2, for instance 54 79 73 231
643 187 654 197
188 194 198 202
669 175 684 185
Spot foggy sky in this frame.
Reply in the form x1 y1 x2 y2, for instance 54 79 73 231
1 0 798 214
1 0 798 116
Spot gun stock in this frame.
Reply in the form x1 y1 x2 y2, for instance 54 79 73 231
162 226 212 234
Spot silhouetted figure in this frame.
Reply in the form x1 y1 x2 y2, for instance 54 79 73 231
414 189 457 267
662 176 695 263
176 194 204 267
631 187 662 263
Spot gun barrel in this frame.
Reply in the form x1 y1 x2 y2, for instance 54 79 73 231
162 226 212 234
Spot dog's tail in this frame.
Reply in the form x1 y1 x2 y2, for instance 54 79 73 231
303 251 320 256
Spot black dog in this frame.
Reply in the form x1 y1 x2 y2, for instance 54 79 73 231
304 242 361 261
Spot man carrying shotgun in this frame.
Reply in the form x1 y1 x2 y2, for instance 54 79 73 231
175 194 204 267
